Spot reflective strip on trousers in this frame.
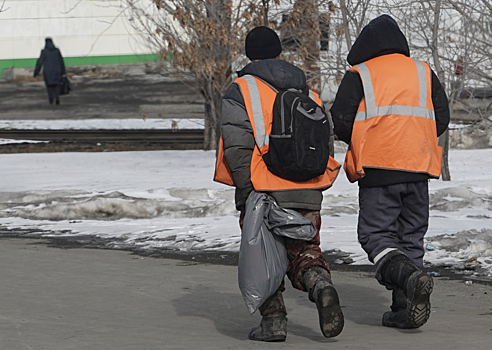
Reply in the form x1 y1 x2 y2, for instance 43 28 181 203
355 59 435 122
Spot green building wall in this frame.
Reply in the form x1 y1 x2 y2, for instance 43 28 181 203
0 53 159 78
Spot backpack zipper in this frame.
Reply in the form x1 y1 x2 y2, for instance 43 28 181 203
281 90 290 135
290 96 299 134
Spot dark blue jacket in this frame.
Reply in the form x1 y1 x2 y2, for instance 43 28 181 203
34 41 66 86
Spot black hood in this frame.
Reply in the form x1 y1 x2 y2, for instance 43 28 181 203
45 41 56 50
237 59 307 91
347 14 410 66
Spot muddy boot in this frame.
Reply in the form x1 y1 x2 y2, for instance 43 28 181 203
303 266 344 338
248 315 287 342
377 252 433 329
249 290 287 342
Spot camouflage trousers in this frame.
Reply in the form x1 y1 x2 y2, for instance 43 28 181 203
240 208 331 316
283 210 331 291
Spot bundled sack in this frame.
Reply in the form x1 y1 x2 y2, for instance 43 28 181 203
238 191 317 314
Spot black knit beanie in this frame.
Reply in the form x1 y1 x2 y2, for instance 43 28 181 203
245 26 282 60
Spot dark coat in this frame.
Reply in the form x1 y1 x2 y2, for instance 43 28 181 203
220 59 324 210
330 15 450 188
34 41 66 86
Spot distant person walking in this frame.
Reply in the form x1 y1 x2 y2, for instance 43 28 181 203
34 37 66 105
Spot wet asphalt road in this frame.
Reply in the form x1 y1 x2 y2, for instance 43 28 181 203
1 237 491 350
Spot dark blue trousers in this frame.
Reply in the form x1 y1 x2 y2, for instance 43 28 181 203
357 181 429 269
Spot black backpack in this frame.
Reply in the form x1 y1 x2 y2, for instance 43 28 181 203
262 88 331 182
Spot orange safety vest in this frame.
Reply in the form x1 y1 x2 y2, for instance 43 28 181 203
214 75 340 191
344 54 443 183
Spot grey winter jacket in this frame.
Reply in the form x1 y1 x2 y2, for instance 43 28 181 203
34 41 66 86
220 59 324 210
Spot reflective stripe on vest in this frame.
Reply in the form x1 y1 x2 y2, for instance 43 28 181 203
309 90 317 102
237 75 270 149
355 59 435 122
343 54 442 182
213 75 340 191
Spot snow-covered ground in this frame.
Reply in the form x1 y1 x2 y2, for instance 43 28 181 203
0 118 205 130
1 145 491 280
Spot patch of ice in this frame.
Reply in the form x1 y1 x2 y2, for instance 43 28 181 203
0 139 47 145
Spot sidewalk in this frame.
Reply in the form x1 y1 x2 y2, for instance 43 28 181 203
0 70 204 121
1 237 490 350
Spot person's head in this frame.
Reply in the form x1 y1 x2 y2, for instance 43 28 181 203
347 14 409 66
45 37 53 45
245 26 282 61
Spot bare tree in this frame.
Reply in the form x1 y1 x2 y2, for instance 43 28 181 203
338 0 371 51
288 0 323 92
120 0 274 150
277 0 338 93
382 0 492 179
398 0 452 180
123 0 345 149
446 0 492 87
377 0 454 179
0 0 9 13
329 0 480 179
89 0 492 157
430 0 451 181
316 0 372 97
62 0 336 150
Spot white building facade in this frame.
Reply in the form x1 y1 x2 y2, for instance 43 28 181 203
0 0 156 77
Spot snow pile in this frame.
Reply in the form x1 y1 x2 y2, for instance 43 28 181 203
0 189 235 221
426 229 492 277
430 187 492 212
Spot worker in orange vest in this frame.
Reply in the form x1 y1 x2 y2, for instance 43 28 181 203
330 15 450 329
215 26 343 341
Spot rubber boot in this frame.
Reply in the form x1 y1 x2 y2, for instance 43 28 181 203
303 266 344 338
390 288 407 312
381 288 406 327
248 290 287 342
248 316 287 342
377 252 433 329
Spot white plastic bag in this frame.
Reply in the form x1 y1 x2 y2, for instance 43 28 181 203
238 191 316 314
